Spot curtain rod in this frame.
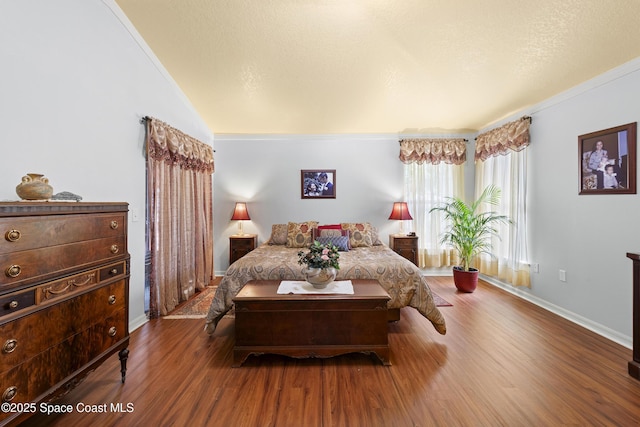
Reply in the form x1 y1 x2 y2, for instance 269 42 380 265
398 138 469 144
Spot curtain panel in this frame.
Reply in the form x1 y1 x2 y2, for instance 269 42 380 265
475 116 531 162
475 151 530 287
399 137 466 268
403 163 465 268
474 116 531 287
399 138 467 165
146 117 215 317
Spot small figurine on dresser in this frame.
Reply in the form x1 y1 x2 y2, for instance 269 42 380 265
52 191 83 201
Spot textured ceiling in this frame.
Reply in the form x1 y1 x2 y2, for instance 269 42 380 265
115 0 640 134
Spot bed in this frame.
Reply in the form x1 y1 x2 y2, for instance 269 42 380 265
204 222 447 336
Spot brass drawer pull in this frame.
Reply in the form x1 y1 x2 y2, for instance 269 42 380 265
110 220 119 230
45 283 71 295
8 301 18 309
110 245 119 254
108 295 117 305
2 339 17 354
5 265 21 278
2 386 17 402
5 229 21 242
69 273 95 287
110 268 118 275
108 326 117 337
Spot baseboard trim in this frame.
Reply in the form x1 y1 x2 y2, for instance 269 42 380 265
480 274 632 350
130 314 149 332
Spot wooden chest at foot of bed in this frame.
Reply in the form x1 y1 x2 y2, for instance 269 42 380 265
232 279 391 367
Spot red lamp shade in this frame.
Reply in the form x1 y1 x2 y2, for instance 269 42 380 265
388 202 413 221
231 202 250 221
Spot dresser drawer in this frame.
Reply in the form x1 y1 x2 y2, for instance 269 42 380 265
0 236 127 288
0 308 126 410
33 261 126 304
99 261 126 282
0 281 126 372
0 290 35 318
0 213 126 255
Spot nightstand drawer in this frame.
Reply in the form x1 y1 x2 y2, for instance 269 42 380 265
230 235 257 265
232 240 254 250
393 238 417 249
389 235 419 266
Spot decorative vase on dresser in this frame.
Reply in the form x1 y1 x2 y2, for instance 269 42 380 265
14 173 54 200
0 202 130 426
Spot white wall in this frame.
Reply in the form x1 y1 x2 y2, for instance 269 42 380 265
488 58 640 346
213 133 475 273
0 0 213 330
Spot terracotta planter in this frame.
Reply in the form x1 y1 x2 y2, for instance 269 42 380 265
452 266 479 293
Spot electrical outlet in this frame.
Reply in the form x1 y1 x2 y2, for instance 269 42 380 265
559 269 566 282
532 263 539 273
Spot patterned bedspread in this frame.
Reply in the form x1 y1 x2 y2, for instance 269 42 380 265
204 244 446 335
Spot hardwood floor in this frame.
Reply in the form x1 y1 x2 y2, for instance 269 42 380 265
21 277 640 426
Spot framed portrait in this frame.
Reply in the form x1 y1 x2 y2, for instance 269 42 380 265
301 170 336 199
579 122 637 195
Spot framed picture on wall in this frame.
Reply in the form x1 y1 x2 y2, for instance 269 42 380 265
579 122 637 195
301 170 336 199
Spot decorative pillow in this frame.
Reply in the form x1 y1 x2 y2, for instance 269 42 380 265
267 224 288 245
341 222 374 247
371 225 382 245
286 221 319 248
312 224 351 248
315 235 350 251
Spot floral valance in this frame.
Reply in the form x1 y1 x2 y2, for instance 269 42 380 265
475 116 531 162
398 138 467 165
146 117 215 173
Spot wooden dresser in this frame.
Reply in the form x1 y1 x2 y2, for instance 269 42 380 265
0 202 130 426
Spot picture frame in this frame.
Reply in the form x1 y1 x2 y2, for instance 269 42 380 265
301 170 336 199
579 122 637 195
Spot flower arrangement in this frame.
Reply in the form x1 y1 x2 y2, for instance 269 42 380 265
297 240 340 269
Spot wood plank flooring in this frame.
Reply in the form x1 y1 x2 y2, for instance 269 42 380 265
21 277 640 426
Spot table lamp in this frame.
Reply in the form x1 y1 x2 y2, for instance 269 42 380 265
231 202 250 235
388 202 413 235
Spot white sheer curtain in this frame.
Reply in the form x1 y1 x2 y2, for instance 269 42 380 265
474 117 531 287
399 138 466 268
404 163 465 268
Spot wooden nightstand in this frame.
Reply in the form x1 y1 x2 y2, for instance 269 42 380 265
389 234 419 266
229 234 257 265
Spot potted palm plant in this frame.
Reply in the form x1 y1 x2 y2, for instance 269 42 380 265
429 185 511 292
